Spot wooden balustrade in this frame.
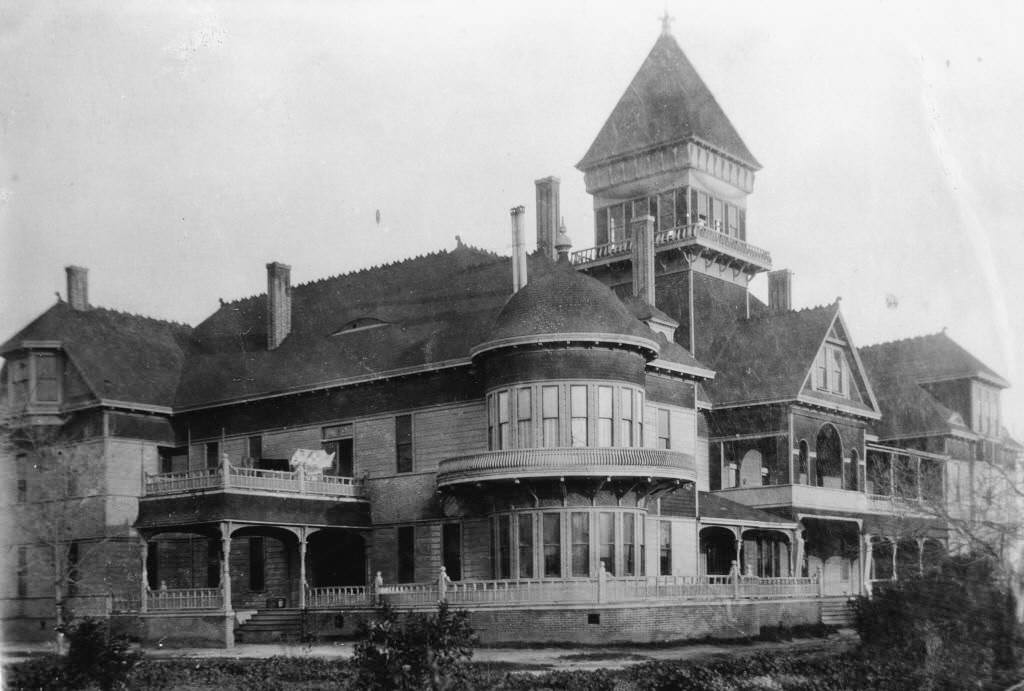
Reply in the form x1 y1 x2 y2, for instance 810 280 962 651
571 222 772 268
146 587 223 611
144 464 365 499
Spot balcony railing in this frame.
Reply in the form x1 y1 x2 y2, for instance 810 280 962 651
144 464 365 499
304 574 818 610
715 484 934 516
571 222 772 269
437 447 696 486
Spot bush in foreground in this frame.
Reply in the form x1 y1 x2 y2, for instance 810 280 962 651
350 601 477 690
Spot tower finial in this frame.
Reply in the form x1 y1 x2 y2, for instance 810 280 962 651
660 9 674 36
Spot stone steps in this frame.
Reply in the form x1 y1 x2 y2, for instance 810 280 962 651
820 598 855 627
235 608 306 643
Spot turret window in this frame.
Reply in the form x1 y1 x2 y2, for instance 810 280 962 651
570 386 588 447
542 386 559 447
488 382 645 450
494 508 646 580
517 388 533 447
597 386 614 446
594 185 747 242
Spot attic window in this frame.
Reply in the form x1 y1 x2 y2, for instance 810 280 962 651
331 317 389 336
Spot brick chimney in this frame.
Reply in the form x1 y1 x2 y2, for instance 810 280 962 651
266 262 292 350
631 216 656 306
768 269 793 312
535 176 560 260
65 266 89 311
510 206 528 292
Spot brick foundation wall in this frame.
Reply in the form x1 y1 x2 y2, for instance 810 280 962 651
467 599 821 645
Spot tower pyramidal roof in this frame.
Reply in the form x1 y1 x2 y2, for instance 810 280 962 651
577 28 760 171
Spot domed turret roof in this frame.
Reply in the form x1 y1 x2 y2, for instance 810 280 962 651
472 258 659 359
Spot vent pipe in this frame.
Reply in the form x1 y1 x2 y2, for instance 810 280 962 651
510 206 528 292
266 261 292 350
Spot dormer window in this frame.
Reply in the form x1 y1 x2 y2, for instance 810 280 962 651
813 344 848 397
6 351 61 409
35 353 59 402
331 317 389 336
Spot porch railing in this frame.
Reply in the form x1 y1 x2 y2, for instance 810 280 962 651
307 585 371 609
146 587 223 611
306 573 820 610
144 464 365 499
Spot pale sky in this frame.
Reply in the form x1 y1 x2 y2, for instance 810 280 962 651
1 1 1022 436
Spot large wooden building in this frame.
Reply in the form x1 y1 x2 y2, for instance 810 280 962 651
2 23 1019 646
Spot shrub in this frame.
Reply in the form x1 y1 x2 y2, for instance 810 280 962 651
5 618 142 691
350 601 477 690
851 553 1022 689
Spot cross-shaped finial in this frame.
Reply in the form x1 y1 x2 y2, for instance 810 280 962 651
660 10 674 36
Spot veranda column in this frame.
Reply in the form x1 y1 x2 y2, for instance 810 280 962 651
734 527 744 574
862 533 873 596
794 526 805 577
298 529 308 609
916 537 925 576
220 523 234 648
891 538 898 581
139 539 149 613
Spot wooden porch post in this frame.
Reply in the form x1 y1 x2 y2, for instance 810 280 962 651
299 529 308 609
220 524 233 611
793 525 805 577
139 539 149 613
916 537 925 576
891 538 899 581
862 533 873 596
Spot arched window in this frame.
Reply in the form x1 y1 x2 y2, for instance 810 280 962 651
815 424 843 488
798 440 809 485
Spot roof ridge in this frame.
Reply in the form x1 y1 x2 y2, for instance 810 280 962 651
860 330 947 351
213 246 507 309
81 304 193 330
740 300 837 324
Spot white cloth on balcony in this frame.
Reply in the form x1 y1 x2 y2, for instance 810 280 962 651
290 448 335 473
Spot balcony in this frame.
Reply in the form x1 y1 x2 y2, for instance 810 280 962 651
136 463 371 531
571 222 772 273
714 484 932 517
144 463 365 500
436 447 695 488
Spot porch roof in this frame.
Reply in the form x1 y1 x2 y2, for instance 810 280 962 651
699 491 796 526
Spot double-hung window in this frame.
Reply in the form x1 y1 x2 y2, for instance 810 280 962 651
597 386 613 446
395 415 413 473
570 386 588 447
542 386 559 447
322 424 354 476
517 388 533 447
656 409 670 449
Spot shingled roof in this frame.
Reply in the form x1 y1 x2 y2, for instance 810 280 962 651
174 245 707 409
860 364 970 440
860 332 1009 388
702 303 839 406
478 257 658 354
175 244 513 408
0 302 192 407
577 31 759 171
